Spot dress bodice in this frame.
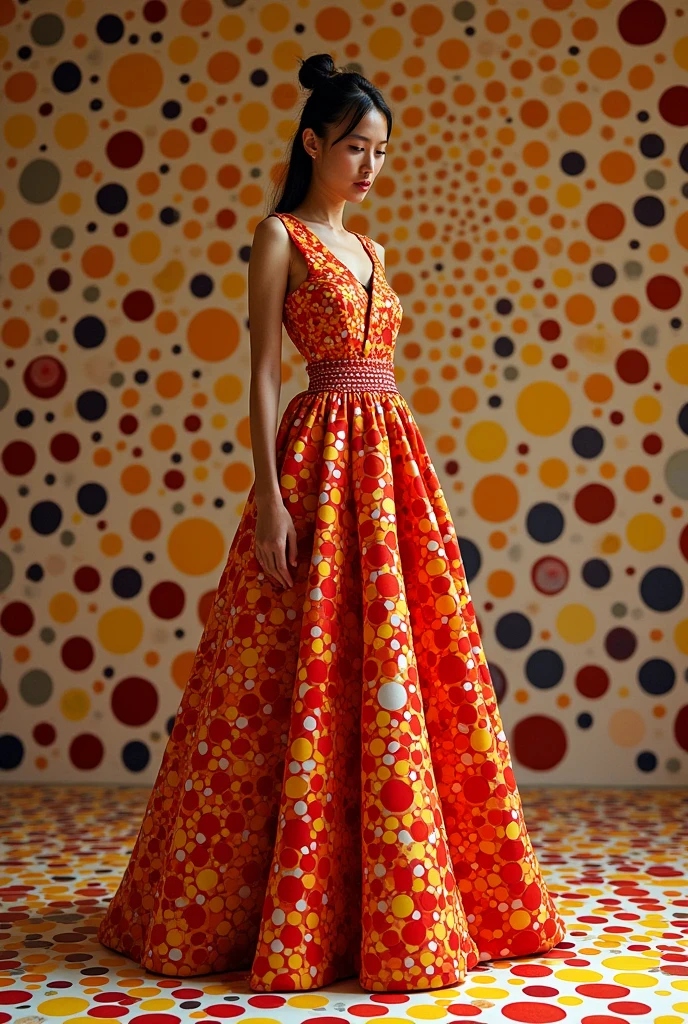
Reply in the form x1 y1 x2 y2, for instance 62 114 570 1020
268 212 403 363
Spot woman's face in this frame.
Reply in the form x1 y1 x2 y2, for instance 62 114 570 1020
306 107 389 202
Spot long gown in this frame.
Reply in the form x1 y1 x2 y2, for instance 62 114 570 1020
97 210 566 992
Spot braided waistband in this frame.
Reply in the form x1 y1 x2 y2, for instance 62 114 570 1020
306 357 399 394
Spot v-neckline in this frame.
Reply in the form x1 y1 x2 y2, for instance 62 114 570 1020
281 212 376 299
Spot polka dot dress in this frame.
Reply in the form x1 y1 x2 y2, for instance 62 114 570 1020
97 211 566 992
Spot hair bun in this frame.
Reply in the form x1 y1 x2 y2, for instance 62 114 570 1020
298 53 338 91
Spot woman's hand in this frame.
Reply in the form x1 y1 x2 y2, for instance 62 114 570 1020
255 498 298 589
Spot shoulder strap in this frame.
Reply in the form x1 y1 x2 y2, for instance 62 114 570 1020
266 212 312 263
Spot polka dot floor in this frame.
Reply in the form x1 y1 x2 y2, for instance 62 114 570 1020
0 785 685 1024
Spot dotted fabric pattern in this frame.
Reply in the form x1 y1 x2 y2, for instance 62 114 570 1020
96 213 565 991
0 784 684 1022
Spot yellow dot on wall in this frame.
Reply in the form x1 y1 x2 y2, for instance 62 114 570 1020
4 113 36 148
633 394 661 423
556 603 596 643
673 618 688 655
626 513 665 552
539 457 569 487
521 343 543 365
49 592 78 623
674 35 688 71
465 420 508 462
666 344 688 385
129 231 162 264
167 517 226 575
54 112 89 149
97 607 145 654
516 381 571 436
369 25 404 59
556 184 582 209
60 688 91 722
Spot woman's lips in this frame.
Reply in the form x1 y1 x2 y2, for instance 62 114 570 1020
354 181 371 190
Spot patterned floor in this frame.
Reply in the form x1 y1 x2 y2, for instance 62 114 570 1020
0 785 685 1024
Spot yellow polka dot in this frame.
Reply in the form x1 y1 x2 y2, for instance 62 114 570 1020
626 513 665 551
391 894 414 918
555 968 603 982
196 868 218 891
97 607 144 654
602 955 660 970
465 420 508 462
556 602 595 643
509 909 531 930
470 729 492 752
37 997 90 1016
168 517 226 575
516 381 571 436
613 972 658 988
292 738 313 760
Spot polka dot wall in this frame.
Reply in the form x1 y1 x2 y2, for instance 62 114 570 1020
1 0 687 784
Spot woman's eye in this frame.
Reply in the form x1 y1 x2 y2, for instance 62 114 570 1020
350 146 386 156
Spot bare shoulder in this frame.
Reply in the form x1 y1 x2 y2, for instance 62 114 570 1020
253 213 287 244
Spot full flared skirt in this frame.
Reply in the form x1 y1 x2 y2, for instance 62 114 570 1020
97 386 566 992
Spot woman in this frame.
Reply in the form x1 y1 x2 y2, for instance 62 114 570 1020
98 52 566 994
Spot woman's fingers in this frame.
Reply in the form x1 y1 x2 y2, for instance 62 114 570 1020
258 546 291 588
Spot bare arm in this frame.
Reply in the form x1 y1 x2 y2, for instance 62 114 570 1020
247 215 290 508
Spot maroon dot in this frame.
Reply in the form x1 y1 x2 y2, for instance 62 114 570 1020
658 85 688 127
0 601 34 636
119 414 139 436
23 355 67 399
616 348 649 384
646 273 682 310
122 289 154 322
74 566 101 593
2 440 36 475
111 676 159 726
642 433 662 455
33 722 56 746
105 130 144 169
0 496 7 529
143 1 167 24
573 483 616 523
61 636 95 671
149 580 186 619
184 415 202 432
604 626 637 661
679 523 688 561
50 432 81 462
575 664 610 699
551 354 568 369
675 704 688 753
69 733 104 770
617 1 666 44
164 470 185 490
0 682 7 713
513 715 567 771
539 320 561 342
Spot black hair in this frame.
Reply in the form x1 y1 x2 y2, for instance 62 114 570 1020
266 53 393 215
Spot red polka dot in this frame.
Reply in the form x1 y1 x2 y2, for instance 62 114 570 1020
502 1002 566 1022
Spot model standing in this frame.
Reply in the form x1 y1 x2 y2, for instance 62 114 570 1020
98 52 566 993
